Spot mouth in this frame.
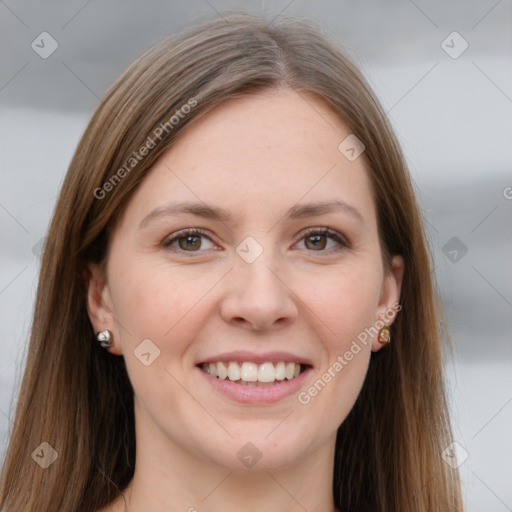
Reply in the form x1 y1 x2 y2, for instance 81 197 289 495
198 361 309 386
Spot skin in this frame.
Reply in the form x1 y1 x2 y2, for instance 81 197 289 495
87 87 404 512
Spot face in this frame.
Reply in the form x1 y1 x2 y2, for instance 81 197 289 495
87 88 403 472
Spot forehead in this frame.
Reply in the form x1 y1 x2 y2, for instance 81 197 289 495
122 88 376 228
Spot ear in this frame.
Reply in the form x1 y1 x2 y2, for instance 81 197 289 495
371 255 404 352
85 263 123 355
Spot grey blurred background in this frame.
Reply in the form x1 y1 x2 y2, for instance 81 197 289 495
1 1 511 510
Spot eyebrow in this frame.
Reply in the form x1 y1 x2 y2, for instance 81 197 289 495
139 199 364 229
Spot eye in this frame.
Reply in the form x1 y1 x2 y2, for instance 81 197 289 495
162 229 216 253
162 227 350 255
296 228 350 252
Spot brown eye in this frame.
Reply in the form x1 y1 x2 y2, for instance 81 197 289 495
178 235 202 251
163 229 216 253
297 228 350 253
305 234 328 250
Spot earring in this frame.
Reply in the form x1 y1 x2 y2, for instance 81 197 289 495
378 325 391 345
96 330 113 349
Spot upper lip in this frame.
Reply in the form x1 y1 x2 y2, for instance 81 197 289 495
197 350 313 367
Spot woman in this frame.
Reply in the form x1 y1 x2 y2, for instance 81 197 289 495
0 12 463 512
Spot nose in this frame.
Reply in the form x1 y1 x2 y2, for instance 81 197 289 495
219 254 298 332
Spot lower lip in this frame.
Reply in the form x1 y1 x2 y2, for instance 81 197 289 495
197 366 312 404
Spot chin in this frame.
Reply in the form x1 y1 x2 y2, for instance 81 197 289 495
196 427 315 472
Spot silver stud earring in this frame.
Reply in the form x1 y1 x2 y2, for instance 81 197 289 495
96 329 113 349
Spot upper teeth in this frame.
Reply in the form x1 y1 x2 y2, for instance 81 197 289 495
201 361 301 382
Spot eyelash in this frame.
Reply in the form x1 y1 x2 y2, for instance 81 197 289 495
161 227 351 255
300 227 351 251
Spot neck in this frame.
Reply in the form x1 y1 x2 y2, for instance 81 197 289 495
113 409 338 512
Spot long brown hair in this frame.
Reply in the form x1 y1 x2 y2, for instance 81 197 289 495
0 12 463 511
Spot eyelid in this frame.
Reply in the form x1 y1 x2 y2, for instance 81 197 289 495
162 226 351 254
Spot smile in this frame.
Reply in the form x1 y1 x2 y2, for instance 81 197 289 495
200 361 305 385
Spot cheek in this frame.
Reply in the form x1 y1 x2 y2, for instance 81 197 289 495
109 257 210 340
295 268 378 428
292 261 381 421
298 262 382 348
107 262 203 409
